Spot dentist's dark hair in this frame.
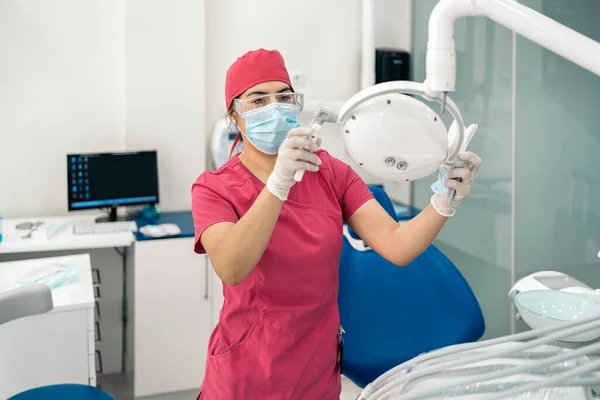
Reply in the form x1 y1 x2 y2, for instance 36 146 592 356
227 97 242 158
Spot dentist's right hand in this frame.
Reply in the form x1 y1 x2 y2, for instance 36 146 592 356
266 127 322 201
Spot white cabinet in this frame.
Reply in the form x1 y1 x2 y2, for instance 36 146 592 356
133 237 210 398
0 254 96 399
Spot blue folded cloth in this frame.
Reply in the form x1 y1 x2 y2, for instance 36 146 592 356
431 165 450 195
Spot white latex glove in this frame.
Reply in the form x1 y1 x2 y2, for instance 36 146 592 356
430 151 483 217
266 127 322 201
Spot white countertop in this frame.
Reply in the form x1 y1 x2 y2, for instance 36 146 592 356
0 214 135 254
0 254 95 312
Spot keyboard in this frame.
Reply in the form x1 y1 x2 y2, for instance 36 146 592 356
73 221 138 235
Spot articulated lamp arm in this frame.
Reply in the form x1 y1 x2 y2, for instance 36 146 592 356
298 0 600 187
426 0 600 95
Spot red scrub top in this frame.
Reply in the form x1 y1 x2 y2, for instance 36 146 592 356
192 149 373 400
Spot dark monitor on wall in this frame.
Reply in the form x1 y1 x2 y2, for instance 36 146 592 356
67 150 159 222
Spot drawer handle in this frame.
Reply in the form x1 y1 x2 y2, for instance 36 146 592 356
95 321 102 342
95 350 103 374
94 301 101 321
92 269 101 285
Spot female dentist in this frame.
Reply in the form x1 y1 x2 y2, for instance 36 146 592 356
192 48 482 400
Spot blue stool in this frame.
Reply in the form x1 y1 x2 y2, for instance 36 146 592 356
8 384 115 400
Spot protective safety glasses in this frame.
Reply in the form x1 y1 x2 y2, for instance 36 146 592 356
233 92 304 118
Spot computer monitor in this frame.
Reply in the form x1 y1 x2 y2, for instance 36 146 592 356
67 150 160 222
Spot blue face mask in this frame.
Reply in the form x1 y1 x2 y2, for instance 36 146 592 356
241 103 300 155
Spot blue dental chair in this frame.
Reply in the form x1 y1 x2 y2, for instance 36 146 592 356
338 186 485 388
0 285 115 400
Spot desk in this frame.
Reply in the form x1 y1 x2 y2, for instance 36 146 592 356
0 215 134 254
135 211 195 241
0 211 210 399
0 213 135 391
0 254 95 399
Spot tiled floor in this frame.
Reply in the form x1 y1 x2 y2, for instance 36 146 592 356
340 375 363 399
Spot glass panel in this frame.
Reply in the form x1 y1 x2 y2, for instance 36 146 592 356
515 0 600 331
412 0 515 339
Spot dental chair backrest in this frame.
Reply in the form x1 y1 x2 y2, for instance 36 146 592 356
338 186 485 388
0 285 53 327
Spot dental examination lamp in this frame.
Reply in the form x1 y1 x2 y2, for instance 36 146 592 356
295 0 600 194
294 78 474 185
320 1 600 399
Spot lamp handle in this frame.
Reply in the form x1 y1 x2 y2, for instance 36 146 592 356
294 105 338 182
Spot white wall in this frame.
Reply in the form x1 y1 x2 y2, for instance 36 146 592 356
205 0 413 202
125 0 206 212
1 0 411 218
205 0 412 133
0 0 126 218
0 0 206 218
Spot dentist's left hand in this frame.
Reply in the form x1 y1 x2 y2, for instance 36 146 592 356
430 151 483 217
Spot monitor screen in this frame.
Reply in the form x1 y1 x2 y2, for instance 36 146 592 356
67 151 159 211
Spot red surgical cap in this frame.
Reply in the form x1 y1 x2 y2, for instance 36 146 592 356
225 48 293 108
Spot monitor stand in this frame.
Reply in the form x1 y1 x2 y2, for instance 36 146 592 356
95 205 133 223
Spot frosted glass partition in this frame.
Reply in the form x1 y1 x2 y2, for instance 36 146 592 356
411 0 600 339
514 0 600 331
412 0 514 339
